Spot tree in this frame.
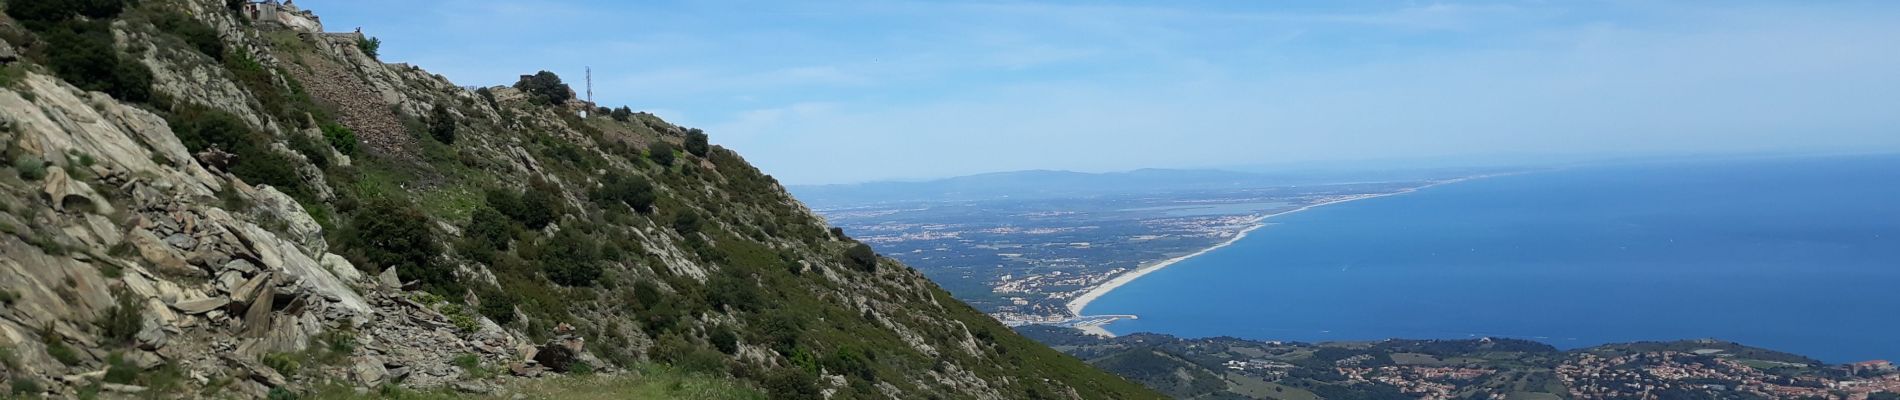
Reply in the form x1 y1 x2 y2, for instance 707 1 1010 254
593 172 656 214
764 368 821 399
345 198 453 294
428 103 457 144
684 129 710 157
465 206 514 251
487 184 560 230
610 106 633 122
540 229 603 286
845 243 877 272
513 70 572 105
357 36 381 59
710 326 740 355
649 142 677 167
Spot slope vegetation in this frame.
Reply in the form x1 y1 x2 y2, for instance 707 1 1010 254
0 0 1156 398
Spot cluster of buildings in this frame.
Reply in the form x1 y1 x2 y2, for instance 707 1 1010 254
1338 365 1499 400
1552 351 1883 399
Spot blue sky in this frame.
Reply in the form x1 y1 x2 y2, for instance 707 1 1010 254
304 1 1900 184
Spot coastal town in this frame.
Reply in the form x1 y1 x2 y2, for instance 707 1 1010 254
1023 328 1900 400
810 182 1426 324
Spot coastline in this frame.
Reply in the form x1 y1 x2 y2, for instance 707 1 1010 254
1063 176 1490 337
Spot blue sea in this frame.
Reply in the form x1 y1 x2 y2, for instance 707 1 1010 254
1086 154 1900 363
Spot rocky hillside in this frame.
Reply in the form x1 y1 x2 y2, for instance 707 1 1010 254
0 0 1157 398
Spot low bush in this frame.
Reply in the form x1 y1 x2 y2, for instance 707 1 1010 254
592 172 656 214
486 184 560 230
710 326 740 355
476 287 518 325
648 142 677 167
13 156 45 181
764 368 822 399
684 128 710 157
342 197 455 294
539 229 603 287
96 289 143 346
288 134 332 170
153 11 224 60
845 243 878 272
168 105 309 196
39 20 152 103
428 104 456 144
357 36 381 59
321 123 358 155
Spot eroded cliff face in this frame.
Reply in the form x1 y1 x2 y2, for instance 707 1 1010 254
0 1 1155 399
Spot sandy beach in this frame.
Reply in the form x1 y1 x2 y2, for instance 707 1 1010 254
1063 176 1489 337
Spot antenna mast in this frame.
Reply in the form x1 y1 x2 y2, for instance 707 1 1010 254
586 67 593 107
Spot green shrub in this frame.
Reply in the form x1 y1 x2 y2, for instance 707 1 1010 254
10 376 42 396
710 326 740 355
267 386 298 400
427 103 456 144
95 289 143 346
465 206 513 251
321 123 358 155
705 272 760 313
289 133 332 170
823 346 876 382
39 20 151 103
476 288 518 325
475 87 498 109
153 11 224 60
13 156 45 181
103 353 138 384
540 229 603 287
513 71 571 105
592 172 656 214
46 342 80 366
357 36 381 59
671 210 702 236
229 147 305 194
684 128 709 157
486 181 562 230
610 106 633 122
5 0 128 25
343 197 454 294
845 243 877 272
169 105 251 154
649 142 677 167
168 105 309 196
763 368 821 399
261 352 300 376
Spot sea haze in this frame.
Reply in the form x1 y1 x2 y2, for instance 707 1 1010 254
1087 154 1900 363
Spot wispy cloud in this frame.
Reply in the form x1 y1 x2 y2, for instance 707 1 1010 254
307 0 1900 184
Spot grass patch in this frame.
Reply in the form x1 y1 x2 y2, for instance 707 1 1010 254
495 364 764 400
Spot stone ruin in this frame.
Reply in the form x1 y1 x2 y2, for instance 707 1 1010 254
241 0 323 33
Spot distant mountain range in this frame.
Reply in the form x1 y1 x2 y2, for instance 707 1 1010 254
790 167 1513 206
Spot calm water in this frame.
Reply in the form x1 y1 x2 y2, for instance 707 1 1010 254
1087 155 1900 363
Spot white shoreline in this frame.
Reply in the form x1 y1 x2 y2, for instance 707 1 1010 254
1063 176 1492 337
